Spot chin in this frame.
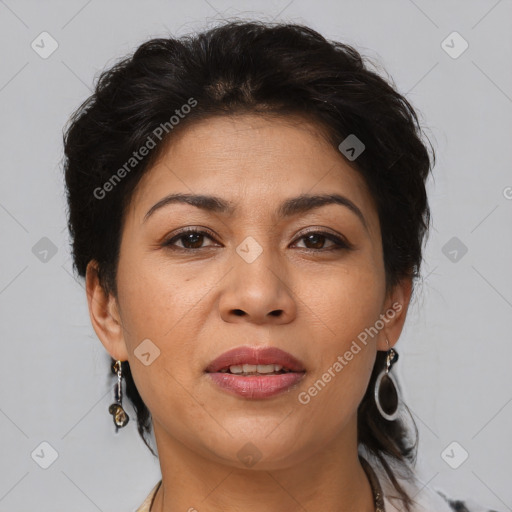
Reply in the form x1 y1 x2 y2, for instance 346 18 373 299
201 429 311 471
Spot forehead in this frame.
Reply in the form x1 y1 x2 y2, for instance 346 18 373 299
127 114 379 231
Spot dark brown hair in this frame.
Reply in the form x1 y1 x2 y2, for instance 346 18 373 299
63 20 434 511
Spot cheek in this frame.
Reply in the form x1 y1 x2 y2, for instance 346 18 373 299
115 247 221 402
115 259 210 431
305 260 385 344
116 244 205 342
299 262 383 406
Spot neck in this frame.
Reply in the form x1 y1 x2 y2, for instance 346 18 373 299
150 417 376 512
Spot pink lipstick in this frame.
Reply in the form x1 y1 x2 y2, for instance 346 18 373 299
205 346 306 399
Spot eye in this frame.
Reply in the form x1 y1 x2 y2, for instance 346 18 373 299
162 228 352 252
162 228 218 250
292 231 351 251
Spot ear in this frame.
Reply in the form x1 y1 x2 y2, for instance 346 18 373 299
376 276 413 351
85 260 129 362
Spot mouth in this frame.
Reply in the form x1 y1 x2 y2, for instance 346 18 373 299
205 346 306 399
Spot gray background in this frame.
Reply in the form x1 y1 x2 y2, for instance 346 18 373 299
0 1 511 511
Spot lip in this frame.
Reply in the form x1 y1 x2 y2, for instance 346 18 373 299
205 346 306 399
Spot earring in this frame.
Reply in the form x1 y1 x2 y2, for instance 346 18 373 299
108 360 130 431
374 338 400 421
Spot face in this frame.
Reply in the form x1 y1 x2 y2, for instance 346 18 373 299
87 113 410 470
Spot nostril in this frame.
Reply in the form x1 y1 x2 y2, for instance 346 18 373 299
233 309 245 316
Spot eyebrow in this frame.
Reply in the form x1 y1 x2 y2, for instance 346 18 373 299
143 192 368 231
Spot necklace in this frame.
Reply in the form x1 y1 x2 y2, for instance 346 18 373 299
149 456 386 512
360 455 387 512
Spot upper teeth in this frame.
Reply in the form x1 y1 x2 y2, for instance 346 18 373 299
228 364 284 374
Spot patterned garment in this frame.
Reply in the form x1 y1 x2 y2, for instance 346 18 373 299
135 479 502 512
363 455 501 512
380 480 501 512
436 491 502 512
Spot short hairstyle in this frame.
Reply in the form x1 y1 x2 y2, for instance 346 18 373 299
63 20 435 511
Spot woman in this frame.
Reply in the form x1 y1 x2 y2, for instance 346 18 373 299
62 20 495 512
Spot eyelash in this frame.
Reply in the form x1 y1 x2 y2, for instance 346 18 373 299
162 228 352 252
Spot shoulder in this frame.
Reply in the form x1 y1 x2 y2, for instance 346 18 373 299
378 470 500 512
135 476 501 512
428 490 503 512
135 480 161 512
385 488 499 512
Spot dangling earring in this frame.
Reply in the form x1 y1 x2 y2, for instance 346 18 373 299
374 338 400 421
108 360 129 431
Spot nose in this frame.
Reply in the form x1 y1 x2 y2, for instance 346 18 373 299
219 245 297 325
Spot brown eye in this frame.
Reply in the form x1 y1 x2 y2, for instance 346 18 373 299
302 233 328 249
163 229 217 250
179 232 206 249
162 229 351 252
294 231 350 251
